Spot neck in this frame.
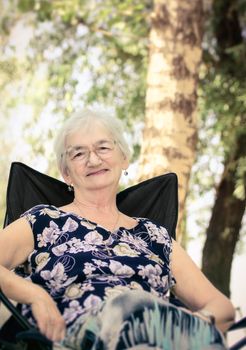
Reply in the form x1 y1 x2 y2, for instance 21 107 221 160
73 197 120 232
73 196 117 213
73 186 118 211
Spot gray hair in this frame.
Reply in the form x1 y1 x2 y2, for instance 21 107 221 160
54 108 131 174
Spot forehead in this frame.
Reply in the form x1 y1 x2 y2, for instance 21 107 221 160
65 121 112 147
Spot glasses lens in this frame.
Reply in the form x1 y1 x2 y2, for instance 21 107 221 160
66 140 116 162
67 148 88 161
95 141 115 155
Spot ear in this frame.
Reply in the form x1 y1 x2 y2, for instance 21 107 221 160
61 167 72 185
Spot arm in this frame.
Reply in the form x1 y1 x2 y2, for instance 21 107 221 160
171 239 235 332
0 218 65 341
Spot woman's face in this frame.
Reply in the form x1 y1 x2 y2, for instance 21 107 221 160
62 121 128 193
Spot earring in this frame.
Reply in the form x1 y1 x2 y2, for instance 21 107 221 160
124 170 128 176
68 184 74 192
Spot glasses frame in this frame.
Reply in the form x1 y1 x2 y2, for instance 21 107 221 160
63 140 117 164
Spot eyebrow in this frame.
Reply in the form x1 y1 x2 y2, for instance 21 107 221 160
66 139 113 151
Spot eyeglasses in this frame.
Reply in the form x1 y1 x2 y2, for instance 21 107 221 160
64 140 117 163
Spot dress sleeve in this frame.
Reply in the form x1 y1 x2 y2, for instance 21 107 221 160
21 204 47 227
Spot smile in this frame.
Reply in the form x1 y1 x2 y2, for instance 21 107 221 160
86 169 109 177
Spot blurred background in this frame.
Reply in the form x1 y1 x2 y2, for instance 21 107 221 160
0 0 245 345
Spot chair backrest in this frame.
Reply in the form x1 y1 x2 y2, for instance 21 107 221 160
4 162 178 238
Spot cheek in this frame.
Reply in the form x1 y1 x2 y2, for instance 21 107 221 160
62 163 77 181
69 166 87 183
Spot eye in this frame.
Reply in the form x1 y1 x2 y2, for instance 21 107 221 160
97 145 111 153
67 148 87 160
73 151 86 159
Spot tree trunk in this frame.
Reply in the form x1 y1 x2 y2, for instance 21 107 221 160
202 131 246 297
136 0 204 241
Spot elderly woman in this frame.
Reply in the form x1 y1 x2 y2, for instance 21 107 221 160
0 109 235 349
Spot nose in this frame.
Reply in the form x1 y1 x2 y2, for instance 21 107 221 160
86 150 102 165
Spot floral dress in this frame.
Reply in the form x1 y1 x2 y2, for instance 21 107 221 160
21 204 226 350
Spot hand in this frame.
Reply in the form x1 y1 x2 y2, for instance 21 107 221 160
30 288 66 342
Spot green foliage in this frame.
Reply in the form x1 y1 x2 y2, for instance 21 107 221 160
199 66 246 155
18 0 35 12
234 156 246 200
13 0 150 125
189 0 246 238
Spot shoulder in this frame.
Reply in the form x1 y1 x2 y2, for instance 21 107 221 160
139 217 171 237
20 205 65 230
21 204 61 220
135 217 173 251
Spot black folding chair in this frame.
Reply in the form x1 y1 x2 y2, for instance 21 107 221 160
3 162 178 234
0 162 245 350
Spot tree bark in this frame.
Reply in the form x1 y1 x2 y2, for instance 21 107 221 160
136 0 204 240
202 131 246 297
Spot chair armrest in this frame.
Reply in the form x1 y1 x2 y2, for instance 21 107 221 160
229 316 246 331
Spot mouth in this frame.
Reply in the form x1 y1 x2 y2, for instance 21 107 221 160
86 169 109 177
